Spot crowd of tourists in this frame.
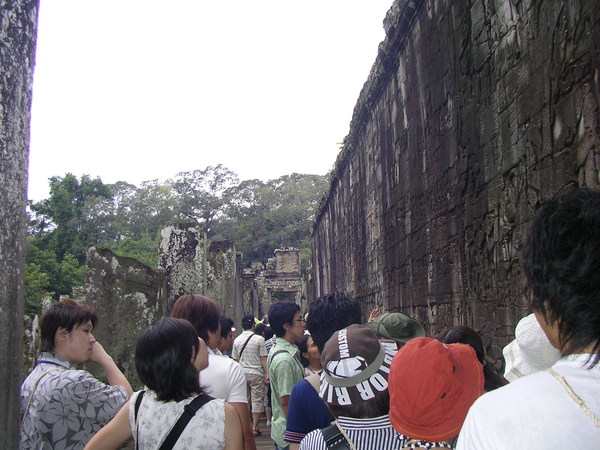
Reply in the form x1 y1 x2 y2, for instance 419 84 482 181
19 187 600 449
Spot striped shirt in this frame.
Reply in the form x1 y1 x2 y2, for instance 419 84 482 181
232 330 267 376
299 415 406 450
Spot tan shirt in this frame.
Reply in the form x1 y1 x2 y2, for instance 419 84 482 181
232 330 267 376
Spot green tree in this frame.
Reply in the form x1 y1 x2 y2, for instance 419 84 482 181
24 263 53 316
31 173 112 263
108 232 159 267
169 165 239 233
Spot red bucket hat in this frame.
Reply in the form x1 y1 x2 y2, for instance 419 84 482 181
388 337 484 442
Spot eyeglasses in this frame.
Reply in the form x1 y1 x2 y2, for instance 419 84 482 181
293 318 306 323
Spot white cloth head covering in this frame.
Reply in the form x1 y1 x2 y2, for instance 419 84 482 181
502 313 562 382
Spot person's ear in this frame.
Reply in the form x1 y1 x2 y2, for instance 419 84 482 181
55 327 69 343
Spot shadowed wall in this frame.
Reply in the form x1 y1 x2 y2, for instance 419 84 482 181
312 0 600 364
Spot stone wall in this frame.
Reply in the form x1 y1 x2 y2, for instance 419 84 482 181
312 0 600 364
85 246 168 388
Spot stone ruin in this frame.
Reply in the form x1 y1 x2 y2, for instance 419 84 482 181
311 0 600 369
23 223 306 388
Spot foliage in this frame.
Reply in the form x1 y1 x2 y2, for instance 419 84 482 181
24 263 53 316
168 164 239 232
106 233 159 267
24 167 329 305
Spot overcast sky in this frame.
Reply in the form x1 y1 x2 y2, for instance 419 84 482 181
28 1 394 202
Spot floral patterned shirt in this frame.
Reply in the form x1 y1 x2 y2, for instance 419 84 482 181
20 352 127 449
128 390 226 449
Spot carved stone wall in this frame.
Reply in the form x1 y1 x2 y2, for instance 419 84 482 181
312 0 600 365
242 249 307 320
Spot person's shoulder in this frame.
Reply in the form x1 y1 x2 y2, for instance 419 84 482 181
300 428 325 449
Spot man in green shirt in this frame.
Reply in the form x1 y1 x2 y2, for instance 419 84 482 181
267 302 306 450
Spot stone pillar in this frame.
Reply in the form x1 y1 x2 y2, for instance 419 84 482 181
159 223 205 310
206 241 243 328
85 246 167 389
0 1 40 445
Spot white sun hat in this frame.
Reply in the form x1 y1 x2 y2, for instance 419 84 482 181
502 313 562 382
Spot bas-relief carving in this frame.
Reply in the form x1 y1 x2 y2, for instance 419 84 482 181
311 0 599 367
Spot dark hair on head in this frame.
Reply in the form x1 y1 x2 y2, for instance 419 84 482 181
241 314 255 330
219 315 234 339
306 292 362 353
170 294 221 344
438 326 508 391
135 317 201 402
268 302 300 337
254 322 267 337
264 326 273 340
40 299 98 352
296 335 310 368
523 188 600 367
327 389 390 419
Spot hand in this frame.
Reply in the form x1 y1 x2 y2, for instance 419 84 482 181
265 374 270 384
88 340 112 365
367 308 381 323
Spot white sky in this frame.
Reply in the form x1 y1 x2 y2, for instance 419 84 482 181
28 1 394 202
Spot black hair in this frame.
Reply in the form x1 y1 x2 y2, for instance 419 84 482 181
254 322 267 337
241 314 255 330
40 299 98 352
264 326 273 340
268 302 300 337
327 390 390 419
523 188 600 367
219 315 234 339
296 335 310 367
306 292 362 353
438 326 508 391
135 317 202 402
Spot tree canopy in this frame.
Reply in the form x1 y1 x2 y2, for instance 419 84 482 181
25 167 329 315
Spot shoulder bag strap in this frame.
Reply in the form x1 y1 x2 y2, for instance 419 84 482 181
321 423 352 450
238 333 256 359
134 390 146 450
159 394 215 450
20 368 59 429
305 373 320 392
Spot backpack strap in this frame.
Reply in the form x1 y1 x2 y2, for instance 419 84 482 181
159 394 215 449
270 349 289 359
321 423 352 450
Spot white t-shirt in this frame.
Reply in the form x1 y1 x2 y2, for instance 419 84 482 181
200 348 247 403
457 354 600 449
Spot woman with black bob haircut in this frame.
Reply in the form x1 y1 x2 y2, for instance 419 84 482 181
85 318 242 449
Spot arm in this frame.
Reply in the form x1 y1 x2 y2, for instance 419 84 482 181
280 394 291 418
84 401 132 450
289 444 300 450
89 341 133 397
224 402 244 450
260 356 269 382
230 402 256 450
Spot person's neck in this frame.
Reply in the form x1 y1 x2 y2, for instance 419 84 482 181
282 333 296 345
308 362 322 372
50 349 72 365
